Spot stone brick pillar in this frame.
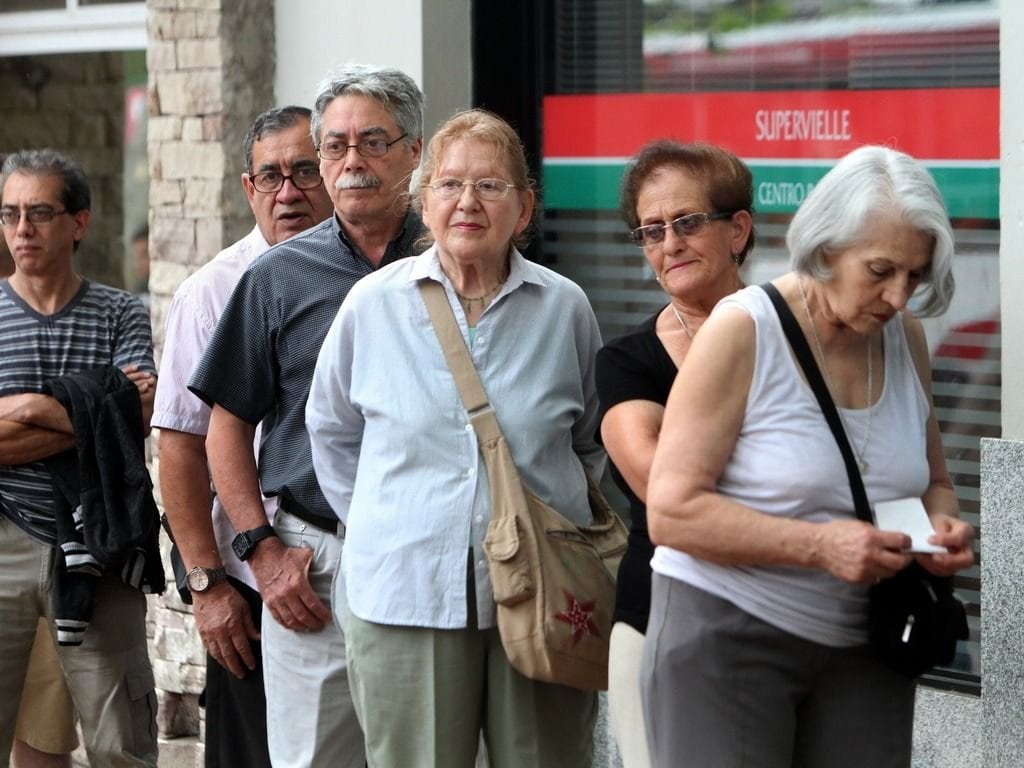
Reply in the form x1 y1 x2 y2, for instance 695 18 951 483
147 0 274 344
144 0 274 762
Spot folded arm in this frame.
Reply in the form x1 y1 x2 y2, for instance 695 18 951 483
122 364 156 434
0 393 74 464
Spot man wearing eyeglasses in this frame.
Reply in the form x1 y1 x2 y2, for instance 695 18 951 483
0 149 158 766
152 105 332 768
188 65 425 768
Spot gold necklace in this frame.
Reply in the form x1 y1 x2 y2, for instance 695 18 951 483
669 303 694 339
797 278 873 473
455 281 504 313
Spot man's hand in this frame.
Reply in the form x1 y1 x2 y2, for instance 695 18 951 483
247 537 331 631
122 363 154 394
192 582 261 679
122 364 155 432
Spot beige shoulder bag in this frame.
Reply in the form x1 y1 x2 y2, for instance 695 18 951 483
420 280 627 691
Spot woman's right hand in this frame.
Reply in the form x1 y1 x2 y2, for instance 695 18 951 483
816 519 913 585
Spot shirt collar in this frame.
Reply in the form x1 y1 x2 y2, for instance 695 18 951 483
246 225 271 253
332 208 424 267
410 244 550 292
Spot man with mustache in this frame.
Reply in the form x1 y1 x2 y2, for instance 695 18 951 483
152 105 333 768
188 65 424 768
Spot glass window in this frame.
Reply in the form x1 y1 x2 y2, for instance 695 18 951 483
0 1 145 55
0 0 139 7
0 0 63 10
542 0 997 694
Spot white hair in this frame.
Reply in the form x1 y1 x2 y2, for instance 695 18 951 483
786 145 955 316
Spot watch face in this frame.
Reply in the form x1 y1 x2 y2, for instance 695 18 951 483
187 568 210 592
231 534 249 560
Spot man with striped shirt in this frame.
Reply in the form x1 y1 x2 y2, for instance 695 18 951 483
0 149 158 767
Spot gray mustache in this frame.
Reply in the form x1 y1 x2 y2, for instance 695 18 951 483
335 173 382 191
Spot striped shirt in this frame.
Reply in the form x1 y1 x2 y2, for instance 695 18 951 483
189 210 423 522
0 279 155 545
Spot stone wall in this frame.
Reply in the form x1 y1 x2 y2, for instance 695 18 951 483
146 0 275 348
144 0 275 764
0 52 126 289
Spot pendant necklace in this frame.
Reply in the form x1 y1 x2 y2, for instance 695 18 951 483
669 303 694 340
455 282 503 311
798 278 874 473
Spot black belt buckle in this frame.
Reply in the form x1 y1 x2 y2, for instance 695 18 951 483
280 496 339 535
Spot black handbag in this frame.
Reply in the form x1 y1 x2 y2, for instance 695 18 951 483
762 282 968 677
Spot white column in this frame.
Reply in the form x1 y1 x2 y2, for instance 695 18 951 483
273 0 471 140
1001 1 1024 437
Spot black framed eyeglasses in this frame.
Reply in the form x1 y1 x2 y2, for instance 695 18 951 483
249 167 323 193
318 133 408 160
629 211 736 247
0 207 70 227
428 178 516 201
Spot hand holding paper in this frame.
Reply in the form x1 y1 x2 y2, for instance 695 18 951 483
872 497 949 554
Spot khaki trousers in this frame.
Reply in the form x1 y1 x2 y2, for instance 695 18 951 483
14 618 79 754
345 610 597 768
0 517 157 768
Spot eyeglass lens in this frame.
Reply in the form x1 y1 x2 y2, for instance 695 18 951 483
0 207 67 226
251 168 322 192
632 212 733 246
319 134 406 160
430 178 512 200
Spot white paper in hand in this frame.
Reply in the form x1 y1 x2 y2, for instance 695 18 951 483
872 497 948 554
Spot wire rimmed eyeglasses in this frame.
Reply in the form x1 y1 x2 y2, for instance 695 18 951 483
0 207 70 227
318 133 408 160
249 167 324 193
428 178 517 201
629 211 736 247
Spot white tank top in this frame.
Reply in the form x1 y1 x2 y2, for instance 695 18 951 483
651 285 931 647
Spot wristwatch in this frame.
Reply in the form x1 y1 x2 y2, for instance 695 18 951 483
232 525 278 561
185 565 227 593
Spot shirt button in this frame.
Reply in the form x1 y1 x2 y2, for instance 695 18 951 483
476 335 485 345
466 468 475 478
475 515 483 523
465 423 473 431
477 559 486 569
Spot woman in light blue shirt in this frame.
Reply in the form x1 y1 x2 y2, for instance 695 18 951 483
307 109 604 768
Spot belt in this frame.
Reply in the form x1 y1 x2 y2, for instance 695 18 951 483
279 496 340 535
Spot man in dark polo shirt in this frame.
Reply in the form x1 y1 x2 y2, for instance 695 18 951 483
188 64 424 768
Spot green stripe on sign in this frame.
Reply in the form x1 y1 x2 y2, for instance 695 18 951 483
544 162 998 220
929 166 999 220
543 165 625 211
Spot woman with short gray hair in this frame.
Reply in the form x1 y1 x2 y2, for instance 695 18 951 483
641 145 974 767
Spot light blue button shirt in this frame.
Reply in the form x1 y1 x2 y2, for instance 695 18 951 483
307 245 605 629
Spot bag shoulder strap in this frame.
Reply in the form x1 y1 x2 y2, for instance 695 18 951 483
418 279 512 458
760 282 872 523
